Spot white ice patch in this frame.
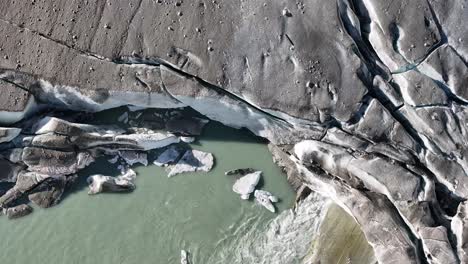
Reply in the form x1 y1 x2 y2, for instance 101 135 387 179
87 169 137 195
39 79 185 112
254 190 278 213
232 171 262 200
115 133 180 151
167 149 214 177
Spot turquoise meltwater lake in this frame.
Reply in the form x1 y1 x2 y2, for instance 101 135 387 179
0 121 296 264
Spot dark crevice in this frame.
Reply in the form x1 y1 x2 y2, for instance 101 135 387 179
340 1 426 151
345 94 373 125
391 0 448 75
337 0 391 79
0 18 108 62
285 34 295 46
430 79 468 106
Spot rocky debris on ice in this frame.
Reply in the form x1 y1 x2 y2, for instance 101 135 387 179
22 147 95 176
0 171 48 207
232 171 262 200
3 204 33 219
153 146 183 167
0 127 21 144
167 149 214 177
254 190 279 213
28 175 77 208
87 169 137 195
0 171 74 210
225 168 256 176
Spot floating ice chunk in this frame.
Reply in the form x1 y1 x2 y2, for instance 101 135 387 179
180 136 195 143
168 150 214 177
232 171 262 200
118 150 148 166
3 204 33 219
108 155 119 164
87 169 136 195
225 168 256 176
154 146 182 167
254 190 278 213
181 250 189 264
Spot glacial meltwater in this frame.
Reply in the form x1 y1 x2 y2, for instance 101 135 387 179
0 120 298 264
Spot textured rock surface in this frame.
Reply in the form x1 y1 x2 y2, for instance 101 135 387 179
28 175 77 208
0 0 467 263
3 204 33 219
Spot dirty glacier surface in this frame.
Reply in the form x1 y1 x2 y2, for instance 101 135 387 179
0 0 468 263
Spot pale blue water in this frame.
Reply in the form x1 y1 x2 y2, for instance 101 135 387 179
0 122 295 264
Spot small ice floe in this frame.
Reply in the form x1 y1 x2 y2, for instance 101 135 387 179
108 155 119 164
153 146 182 167
232 171 262 200
180 136 195 143
225 168 256 176
181 250 190 264
87 169 137 195
118 150 148 166
117 112 129 123
168 149 214 177
254 190 279 213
